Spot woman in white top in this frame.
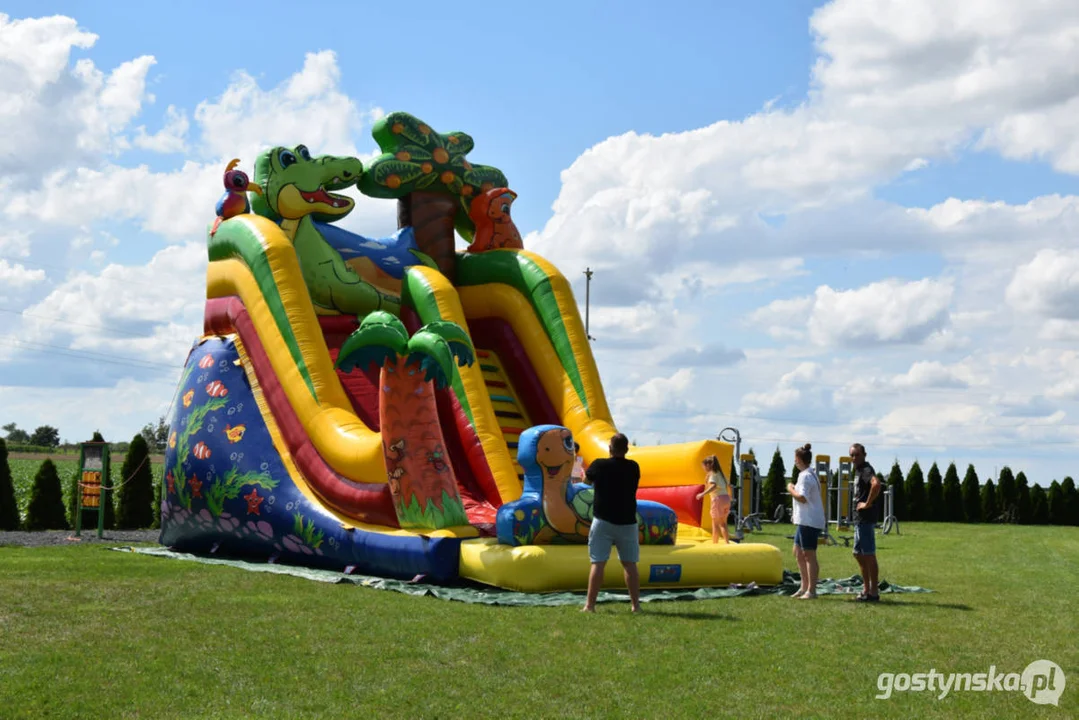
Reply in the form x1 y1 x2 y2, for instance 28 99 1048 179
695 455 731 544
788 443 826 599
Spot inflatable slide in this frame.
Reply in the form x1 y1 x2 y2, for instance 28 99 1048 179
160 112 782 591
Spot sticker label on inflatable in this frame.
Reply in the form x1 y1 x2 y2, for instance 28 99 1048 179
649 564 682 583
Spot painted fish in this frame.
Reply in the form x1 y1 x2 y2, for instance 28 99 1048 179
198 355 214 369
205 380 228 398
192 442 211 460
168 431 177 449
225 424 246 443
182 389 194 408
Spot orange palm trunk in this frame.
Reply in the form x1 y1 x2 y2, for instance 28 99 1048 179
379 356 467 528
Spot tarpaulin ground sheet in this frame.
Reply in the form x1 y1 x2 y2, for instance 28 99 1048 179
112 546 932 607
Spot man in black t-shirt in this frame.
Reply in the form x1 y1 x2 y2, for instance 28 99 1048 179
581 433 641 613
849 443 882 602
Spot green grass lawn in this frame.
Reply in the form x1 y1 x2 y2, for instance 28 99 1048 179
0 523 1075 719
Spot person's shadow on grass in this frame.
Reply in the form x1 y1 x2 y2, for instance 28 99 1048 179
640 609 740 621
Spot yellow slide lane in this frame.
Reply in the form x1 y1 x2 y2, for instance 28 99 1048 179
205 217 386 483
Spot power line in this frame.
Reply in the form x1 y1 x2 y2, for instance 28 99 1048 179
0 338 185 373
0 306 171 340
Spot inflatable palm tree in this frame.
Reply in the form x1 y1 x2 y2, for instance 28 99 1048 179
336 311 474 529
358 111 509 281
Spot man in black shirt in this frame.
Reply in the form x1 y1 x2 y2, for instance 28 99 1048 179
849 443 882 602
582 433 641 613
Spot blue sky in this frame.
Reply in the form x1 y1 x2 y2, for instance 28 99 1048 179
4 1 1079 486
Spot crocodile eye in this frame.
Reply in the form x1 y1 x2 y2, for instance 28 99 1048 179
296 145 311 161
278 149 297 168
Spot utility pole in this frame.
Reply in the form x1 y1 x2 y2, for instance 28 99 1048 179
584 267 596 342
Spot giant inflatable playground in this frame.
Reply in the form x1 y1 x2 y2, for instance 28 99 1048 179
160 111 782 592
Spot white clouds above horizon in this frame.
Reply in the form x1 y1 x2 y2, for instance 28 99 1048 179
3 3 1079 482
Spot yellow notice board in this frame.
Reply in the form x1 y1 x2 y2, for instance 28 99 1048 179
81 471 102 508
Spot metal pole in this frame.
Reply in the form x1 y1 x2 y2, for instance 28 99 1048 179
584 268 595 341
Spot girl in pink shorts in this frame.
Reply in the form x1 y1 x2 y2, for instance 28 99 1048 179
696 455 731 544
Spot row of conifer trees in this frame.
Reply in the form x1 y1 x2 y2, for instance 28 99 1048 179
0 435 159 532
756 448 1079 526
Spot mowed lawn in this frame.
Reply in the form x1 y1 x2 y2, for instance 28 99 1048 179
0 523 1075 719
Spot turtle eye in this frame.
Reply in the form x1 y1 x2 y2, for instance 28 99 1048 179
501 203 510 214
278 149 297 168
563 435 574 454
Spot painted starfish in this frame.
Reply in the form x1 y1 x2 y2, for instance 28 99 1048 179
244 488 264 515
188 475 203 499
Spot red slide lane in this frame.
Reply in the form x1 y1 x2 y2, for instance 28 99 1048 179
318 312 500 531
204 298 398 527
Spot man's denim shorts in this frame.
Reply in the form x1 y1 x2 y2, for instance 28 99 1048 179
853 522 876 555
588 517 640 563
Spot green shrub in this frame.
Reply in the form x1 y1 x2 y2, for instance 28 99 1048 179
905 461 926 521
762 447 787 523
1031 484 1050 524
116 435 155 529
25 459 69 530
981 479 998 523
0 439 19 530
1015 472 1032 524
926 463 943 521
942 463 963 522
1061 477 1079 526
1047 481 1066 525
961 465 980 522
996 467 1017 522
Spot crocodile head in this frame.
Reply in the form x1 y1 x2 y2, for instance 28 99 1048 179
251 144 364 223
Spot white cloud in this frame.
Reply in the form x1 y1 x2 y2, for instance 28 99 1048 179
1006 249 1079 320
0 259 45 289
749 278 954 347
809 278 954 346
0 13 155 183
652 257 807 301
20 243 205 365
740 362 832 417
0 230 30 257
892 360 975 389
193 51 367 162
3 49 396 241
0 377 177 443
133 104 189 153
612 368 697 421
747 296 815 341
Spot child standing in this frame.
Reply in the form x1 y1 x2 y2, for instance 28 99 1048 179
696 455 731 544
571 442 586 482
788 443 826 599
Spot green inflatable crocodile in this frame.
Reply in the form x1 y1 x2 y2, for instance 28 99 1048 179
251 144 401 316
